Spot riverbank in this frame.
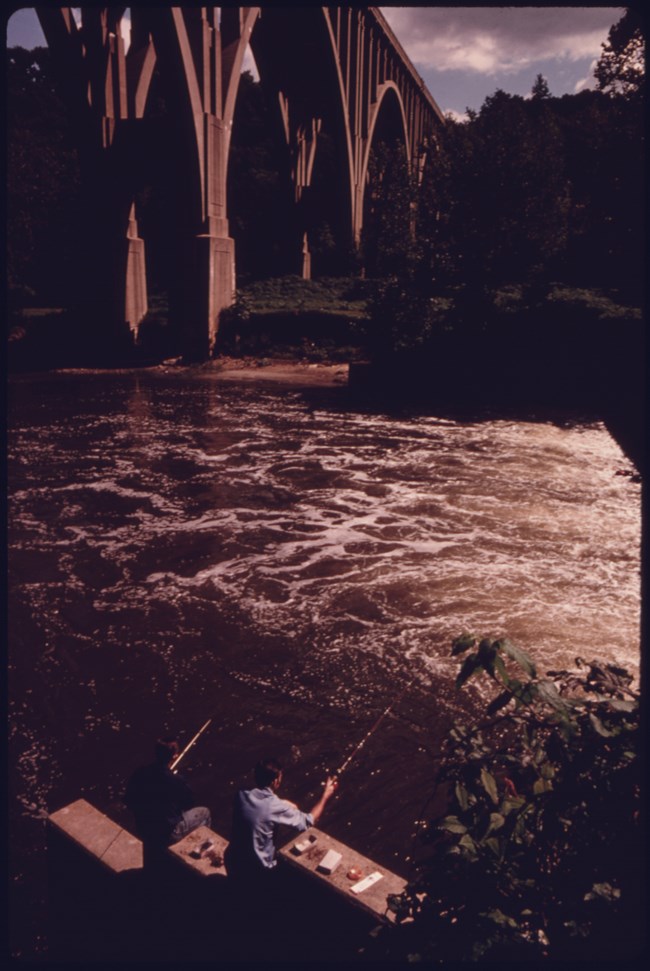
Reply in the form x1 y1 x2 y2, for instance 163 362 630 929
180 354 351 387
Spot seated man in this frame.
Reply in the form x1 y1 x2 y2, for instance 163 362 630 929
125 736 211 856
224 756 337 884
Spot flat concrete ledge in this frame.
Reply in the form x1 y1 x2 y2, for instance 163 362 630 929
45 800 404 961
48 798 142 873
279 826 406 924
166 825 228 878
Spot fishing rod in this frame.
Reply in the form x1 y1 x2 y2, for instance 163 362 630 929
170 718 213 774
334 677 416 778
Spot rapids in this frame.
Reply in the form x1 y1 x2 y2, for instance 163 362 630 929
7 368 641 958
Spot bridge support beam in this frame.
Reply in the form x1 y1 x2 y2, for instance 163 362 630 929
36 6 151 346
124 205 148 334
37 6 445 361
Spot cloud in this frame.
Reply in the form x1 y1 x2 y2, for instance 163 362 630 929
444 108 471 123
381 6 622 77
574 59 598 94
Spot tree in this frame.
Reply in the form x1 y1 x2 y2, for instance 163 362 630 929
553 85 645 298
415 126 464 293
7 46 81 307
362 138 418 280
595 8 645 100
227 71 292 281
382 636 642 963
426 90 570 292
531 73 551 99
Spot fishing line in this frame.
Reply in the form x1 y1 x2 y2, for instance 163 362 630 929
334 677 416 778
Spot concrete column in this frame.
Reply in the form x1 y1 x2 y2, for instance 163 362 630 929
301 232 312 280
202 113 235 353
124 204 148 338
194 230 236 356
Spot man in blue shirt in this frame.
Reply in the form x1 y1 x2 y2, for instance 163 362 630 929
225 757 337 883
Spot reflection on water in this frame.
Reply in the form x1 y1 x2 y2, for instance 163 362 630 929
7 370 641 958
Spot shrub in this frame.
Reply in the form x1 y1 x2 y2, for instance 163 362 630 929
383 636 642 962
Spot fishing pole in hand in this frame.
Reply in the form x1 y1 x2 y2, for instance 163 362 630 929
170 718 213 774
334 677 416 778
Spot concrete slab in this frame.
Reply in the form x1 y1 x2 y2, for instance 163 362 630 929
48 799 142 873
166 825 228 879
278 827 406 924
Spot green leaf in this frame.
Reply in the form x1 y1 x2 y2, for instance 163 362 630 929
584 882 621 902
477 639 497 673
493 654 511 686
456 654 481 688
502 797 526 814
480 767 499 804
458 833 478 857
455 782 470 811
513 682 536 706
451 633 476 656
387 892 412 920
484 908 519 928
485 837 502 857
486 690 513 715
494 638 536 676
440 815 467 834
589 713 615 737
534 679 572 714
485 812 505 837
533 778 552 795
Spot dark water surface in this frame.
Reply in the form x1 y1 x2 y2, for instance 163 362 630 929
8 369 641 959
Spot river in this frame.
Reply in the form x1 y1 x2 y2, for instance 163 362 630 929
7 367 641 959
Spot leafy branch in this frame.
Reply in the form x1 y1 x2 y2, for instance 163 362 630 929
383 634 641 963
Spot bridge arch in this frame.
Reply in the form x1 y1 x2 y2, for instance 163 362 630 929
36 5 445 360
358 81 411 240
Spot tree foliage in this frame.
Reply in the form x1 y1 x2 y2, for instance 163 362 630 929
362 139 419 281
594 7 646 100
382 636 642 962
531 72 551 99
7 46 81 307
366 7 643 357
424 89 571 292
227 70 293 281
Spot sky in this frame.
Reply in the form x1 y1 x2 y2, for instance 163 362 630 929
5 5 625 120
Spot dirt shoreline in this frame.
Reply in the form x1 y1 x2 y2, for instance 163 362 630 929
163 355 352 387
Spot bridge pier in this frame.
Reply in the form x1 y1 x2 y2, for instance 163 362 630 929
124 205 148 337
190 229 236 360
37 6 444 362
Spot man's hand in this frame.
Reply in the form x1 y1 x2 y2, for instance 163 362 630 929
310 775 339 823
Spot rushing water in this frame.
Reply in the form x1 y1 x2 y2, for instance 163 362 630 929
7 368 641 958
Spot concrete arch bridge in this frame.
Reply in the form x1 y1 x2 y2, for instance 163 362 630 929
37 5 445 359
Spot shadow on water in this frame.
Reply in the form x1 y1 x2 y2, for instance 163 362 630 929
297 378 644 479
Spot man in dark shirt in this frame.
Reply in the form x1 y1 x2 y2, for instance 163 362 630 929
125 737 211 851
